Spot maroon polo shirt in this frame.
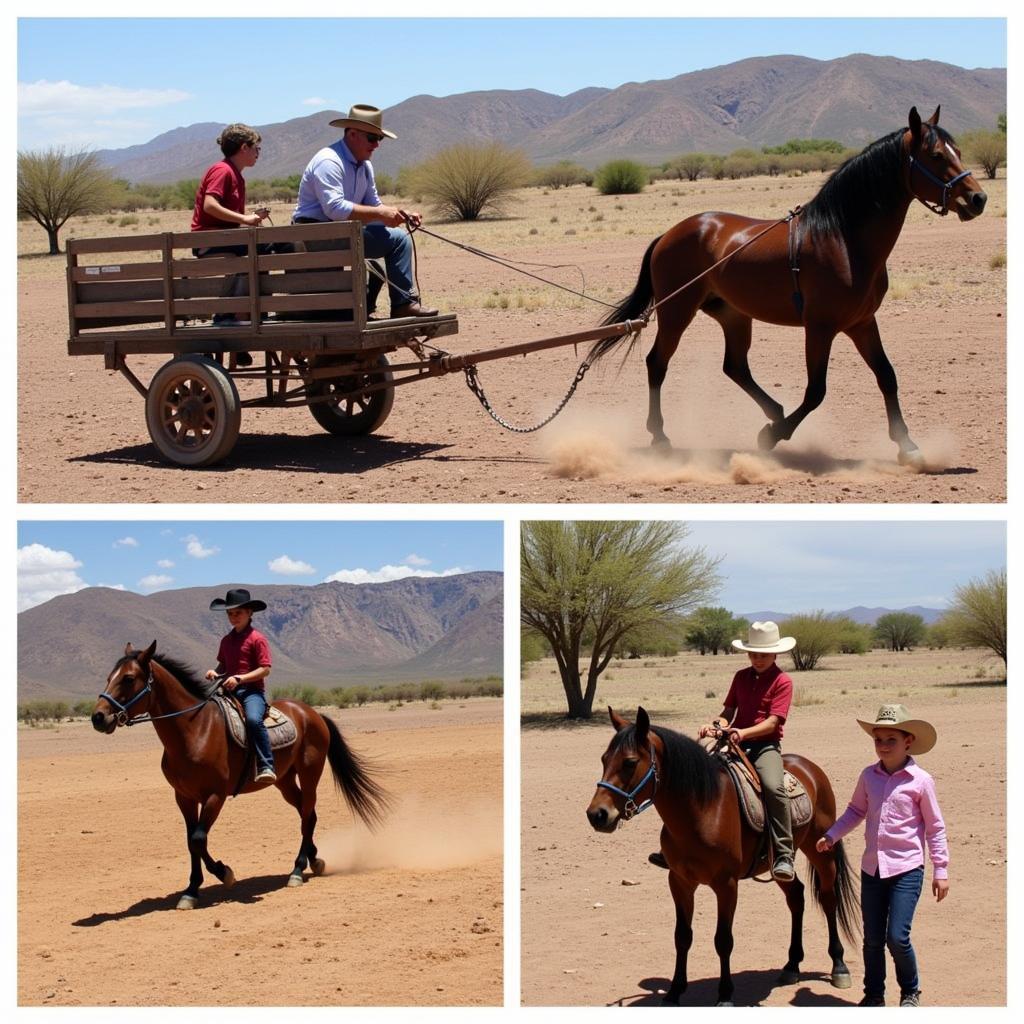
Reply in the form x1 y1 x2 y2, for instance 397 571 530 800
724 663 793 741
216 624 271 690
191 160 246 232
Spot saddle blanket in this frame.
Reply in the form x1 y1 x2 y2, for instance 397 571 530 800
721 755 813 833
214 694 297 750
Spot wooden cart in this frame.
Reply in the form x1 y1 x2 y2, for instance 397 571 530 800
66 221 640 466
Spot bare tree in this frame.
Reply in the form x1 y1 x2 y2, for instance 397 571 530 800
17 148 115 254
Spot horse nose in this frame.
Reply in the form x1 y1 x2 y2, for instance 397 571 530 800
971 190 988 213
587 806 609 829
91 710 107 731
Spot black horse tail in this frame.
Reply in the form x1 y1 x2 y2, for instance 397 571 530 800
809 838 860 944
322 714 392 830
590 234 662 362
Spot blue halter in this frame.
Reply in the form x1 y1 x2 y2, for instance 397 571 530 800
97 668 154 726
908 155 973 216
596 745 659 821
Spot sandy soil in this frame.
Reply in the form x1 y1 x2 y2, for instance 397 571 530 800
520 651 1006 1006
18 174 1006 503
18 699 502 1006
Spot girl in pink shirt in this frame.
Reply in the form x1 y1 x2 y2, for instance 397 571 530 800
817 704 949 1007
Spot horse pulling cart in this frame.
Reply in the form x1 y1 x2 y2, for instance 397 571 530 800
66 221 635 467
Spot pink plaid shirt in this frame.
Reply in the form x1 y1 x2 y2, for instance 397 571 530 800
826 757 948 880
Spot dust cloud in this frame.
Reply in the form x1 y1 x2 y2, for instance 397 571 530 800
317 797 501 875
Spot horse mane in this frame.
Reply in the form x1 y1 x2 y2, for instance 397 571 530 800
800 122 954 242
121 649 220 700
611 722 722 806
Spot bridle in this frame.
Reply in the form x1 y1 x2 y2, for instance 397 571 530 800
907 133 974 216
97 661 209 728
595 742 659 821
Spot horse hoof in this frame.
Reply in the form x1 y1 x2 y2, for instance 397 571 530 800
831 971 853 989
312 858 326 877
176 894 198 910
898 447 925 471
777 969 800 985
286 873 305 887
757 423 778 451
222 867 236 889
651 435 672 451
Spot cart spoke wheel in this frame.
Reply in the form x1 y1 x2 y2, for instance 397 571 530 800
145 356 241 467
307 354 395 437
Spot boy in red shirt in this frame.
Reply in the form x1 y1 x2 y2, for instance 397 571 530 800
205 588 276 783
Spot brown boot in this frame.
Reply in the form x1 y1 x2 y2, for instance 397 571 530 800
391 300 439 318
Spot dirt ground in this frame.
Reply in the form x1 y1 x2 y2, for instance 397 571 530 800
18 173 1006 504
521 650 1006 1006
18 698 502 1007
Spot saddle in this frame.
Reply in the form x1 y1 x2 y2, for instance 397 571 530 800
715 748 813 834
213 693 297 751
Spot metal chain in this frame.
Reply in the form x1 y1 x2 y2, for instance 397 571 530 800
464 356 596 433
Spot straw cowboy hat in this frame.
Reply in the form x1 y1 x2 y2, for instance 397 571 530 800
857 704 937 755
329 104 397 140
731 621 796 654
209 588 267 613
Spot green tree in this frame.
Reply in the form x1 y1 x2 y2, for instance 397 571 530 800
873 612 927 652
961 130 1006 180
521 628 549 669
685 606 742 655
593 160 648 195
832 615 873 654
407 143 531 220
940 568 1006 666
665 153 708 182
17 148 116 254
998 113 1006 135
534 160 591 189
780 611 843 670
521 521 721 718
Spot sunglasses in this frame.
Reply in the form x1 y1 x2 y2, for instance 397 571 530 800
362 131 385 144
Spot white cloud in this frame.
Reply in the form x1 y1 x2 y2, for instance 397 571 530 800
114 536 139 548
324 564 466 585
302 96 329 107
18 543 87 611
268 554 316 576
157 559 175 569
97 582 127 591
183 534 219 559
404 553 430 567
138 573 173 590
18 80 191 117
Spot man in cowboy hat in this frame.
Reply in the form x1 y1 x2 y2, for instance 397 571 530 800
292 104 438 319
704 621 799 881
205 589 276 783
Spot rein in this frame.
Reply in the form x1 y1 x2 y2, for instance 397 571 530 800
596 742 659 821
97 666 211 728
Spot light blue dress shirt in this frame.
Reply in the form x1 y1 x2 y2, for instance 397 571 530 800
293 138 382 222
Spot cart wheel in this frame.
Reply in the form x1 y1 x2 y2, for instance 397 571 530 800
145 355 241 467
307 354 395 436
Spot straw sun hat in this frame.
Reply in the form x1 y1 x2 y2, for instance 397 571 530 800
731 621 796 654
856 703 937 755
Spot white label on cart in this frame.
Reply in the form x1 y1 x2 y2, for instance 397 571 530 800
101 265 122 273
85 267 100 275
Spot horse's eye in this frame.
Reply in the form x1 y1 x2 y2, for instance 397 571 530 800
623 758 638 772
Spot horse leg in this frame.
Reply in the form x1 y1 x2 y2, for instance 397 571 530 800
847 318 923 467
777 874 805 984
759 326 835 450
278 771 325 886
645 296 701 448
664 870 696 1005
711 878 738 1006
707 303 785 424
175 791 228 910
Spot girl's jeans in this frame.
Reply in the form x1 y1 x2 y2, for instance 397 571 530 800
861 865 924 997
236 685 274 773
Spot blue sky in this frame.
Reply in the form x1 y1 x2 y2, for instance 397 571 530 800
17 17 1006 151
683 521 1005 614
16 521 502 611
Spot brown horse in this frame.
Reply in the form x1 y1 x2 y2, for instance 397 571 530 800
587 707 858 1006
594 106 987 466
93 641 390 910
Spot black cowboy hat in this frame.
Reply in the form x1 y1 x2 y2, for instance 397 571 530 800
209 588 267 613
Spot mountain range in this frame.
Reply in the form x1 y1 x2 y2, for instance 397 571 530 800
740 606 945 626
17 572 503 703
94 54 1006 183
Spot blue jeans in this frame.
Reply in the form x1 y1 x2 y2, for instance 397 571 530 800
361 224 416 306
236 685 274 773
861 866 924 998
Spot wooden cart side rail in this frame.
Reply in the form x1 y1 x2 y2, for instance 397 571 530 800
75 270 355 304
74 291 357 320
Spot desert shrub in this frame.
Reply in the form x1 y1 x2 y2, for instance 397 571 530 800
961 130 1006 180
780 611 844 671
534 161 591 189
594 160 647 195
419 681 446 701
373 171 396 196
405 143 531 220
664 153 708 182
118 215 139 227
873 612 926 652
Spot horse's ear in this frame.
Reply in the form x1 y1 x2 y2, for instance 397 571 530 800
927 105 941 127
140 640 157 664
908 106 923 143
124 642 133 657
636 706 650 741
609 706 628 731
